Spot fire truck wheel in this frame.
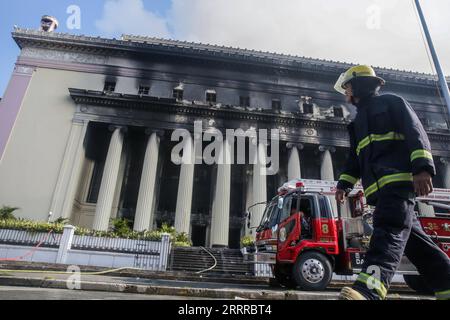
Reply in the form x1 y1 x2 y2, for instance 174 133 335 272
273 266 298 289
403 275 434 295
292 251 333 291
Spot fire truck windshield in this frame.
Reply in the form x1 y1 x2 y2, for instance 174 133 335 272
257 194 295 232
257 196 279 232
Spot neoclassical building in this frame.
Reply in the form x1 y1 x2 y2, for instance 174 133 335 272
0 25 449 248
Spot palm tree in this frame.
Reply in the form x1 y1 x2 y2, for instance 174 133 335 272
0 206 19 220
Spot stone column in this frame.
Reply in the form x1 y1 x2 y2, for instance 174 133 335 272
287 142 303 180
251 140 267 235
319 146 338 214
0 65 34 163
92 126 125 231
49 119 88 220
174 132 195 234
319 145 335 181
133 130 162 232
210 137 232 247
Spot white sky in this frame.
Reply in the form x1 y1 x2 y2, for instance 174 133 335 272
96 0 450 75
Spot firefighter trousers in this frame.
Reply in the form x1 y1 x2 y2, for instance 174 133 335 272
352 191 450 300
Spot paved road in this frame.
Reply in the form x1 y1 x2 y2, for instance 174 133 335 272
0 271 433 300
0 286 208 300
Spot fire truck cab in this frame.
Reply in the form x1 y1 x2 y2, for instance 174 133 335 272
246 179 450 293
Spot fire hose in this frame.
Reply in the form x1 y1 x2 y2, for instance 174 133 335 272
195 247 217 274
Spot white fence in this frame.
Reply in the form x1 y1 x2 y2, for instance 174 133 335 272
0 229 62 247
71 235 163 254
0 225 171 271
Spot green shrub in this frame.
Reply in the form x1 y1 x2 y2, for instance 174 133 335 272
241 235 255 248
110 218 132 237
0 206 19 220
160 223 176 235
0 219 63 234
175 232 192 247
53 217 69 225
0 217 192 246
173 241 191 247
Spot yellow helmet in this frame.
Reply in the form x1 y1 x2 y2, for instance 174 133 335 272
334 65 385 95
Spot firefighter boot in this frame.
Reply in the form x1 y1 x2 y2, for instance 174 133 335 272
339 287 367 300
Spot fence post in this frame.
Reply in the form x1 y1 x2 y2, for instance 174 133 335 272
158 233 171 271
56 225 76 264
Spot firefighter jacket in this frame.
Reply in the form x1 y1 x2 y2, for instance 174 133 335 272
336 93 436 206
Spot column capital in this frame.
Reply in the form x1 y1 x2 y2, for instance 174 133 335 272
72 118 89 126
145 128 165 138
318 145 336 153
286 142 304 150
108 124 128 133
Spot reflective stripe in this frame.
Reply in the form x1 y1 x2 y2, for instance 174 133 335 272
435 289 450 300
339 174 358 185
365 172 413 198
410 149 433 162
356 272 387 299
356 132 405 156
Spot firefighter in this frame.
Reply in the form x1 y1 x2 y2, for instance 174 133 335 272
334 65 450 300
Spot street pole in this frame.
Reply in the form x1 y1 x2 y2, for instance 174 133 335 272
414 0 450 121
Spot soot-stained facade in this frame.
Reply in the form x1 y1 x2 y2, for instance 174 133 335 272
0 27 449 249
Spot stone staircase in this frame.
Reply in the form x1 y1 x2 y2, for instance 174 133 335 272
169 247 254 276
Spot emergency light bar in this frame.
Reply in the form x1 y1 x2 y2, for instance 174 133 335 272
277 179 305 195
277 179 363 196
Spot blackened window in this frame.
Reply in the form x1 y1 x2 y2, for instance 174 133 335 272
86 160 105 204
427 112 448 130
138 85 150 95
272 99 281 112
303 103 314 114
333 107 344 118
240 96 250 107
173 88 184 101
206 91 217 103
103 81 116 93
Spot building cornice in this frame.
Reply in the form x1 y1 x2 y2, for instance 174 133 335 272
68 88 351 131
68 88 450 147
13 28 447 88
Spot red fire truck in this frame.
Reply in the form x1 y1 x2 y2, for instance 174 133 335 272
245 179 450 293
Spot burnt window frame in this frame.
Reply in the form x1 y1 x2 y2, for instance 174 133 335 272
206 90 217 104
303 103 314 114
138 85 150 95
103 81 116 93
239 96 250 107
333 106 344 118
272 99 281 112
173 88 184 101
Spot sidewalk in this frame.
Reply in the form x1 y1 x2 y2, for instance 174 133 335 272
0 261 433 300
